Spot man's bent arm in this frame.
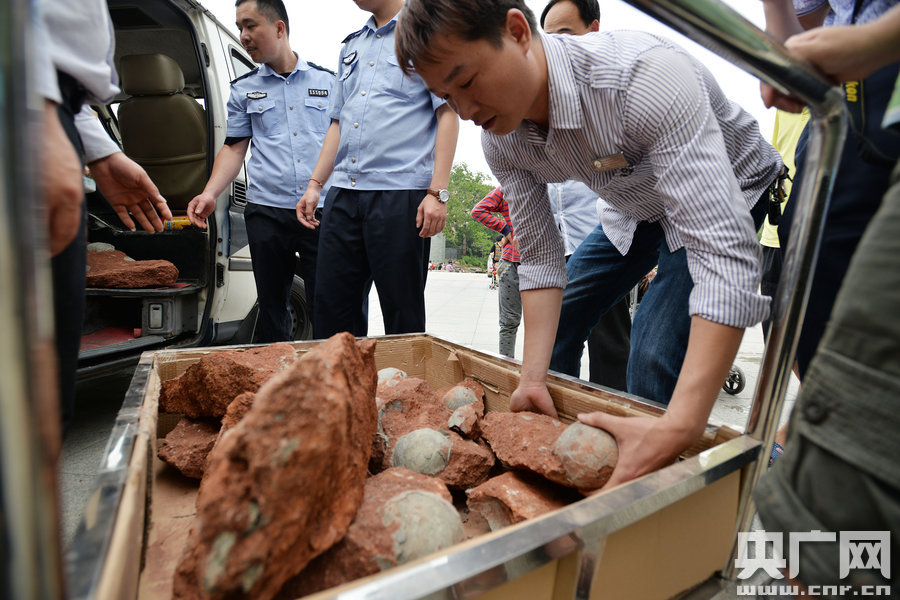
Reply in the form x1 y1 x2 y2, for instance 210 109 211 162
509 287 563 419
580 317 743 488
203 139 249 198
188 139 248 227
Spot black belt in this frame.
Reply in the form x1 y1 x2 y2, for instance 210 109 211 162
56 70 88 115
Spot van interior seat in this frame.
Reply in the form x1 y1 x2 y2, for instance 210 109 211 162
117 53 207 213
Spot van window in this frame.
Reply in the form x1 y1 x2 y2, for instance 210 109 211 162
230 46 255 79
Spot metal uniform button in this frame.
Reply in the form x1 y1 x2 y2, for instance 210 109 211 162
293 131 297 136
258 105 263 110
353 122 359 128
376 34 382 38
369 61 375 66
361 91 366 96
351 158 356 163
286 80 290 85
803 401 827 424
289 105 294 110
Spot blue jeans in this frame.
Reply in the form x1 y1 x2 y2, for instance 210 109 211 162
551 199 767 405
550 221 689 404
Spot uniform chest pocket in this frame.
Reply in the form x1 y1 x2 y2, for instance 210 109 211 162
247 100 282 136
304 98 330 134
382 54 414 100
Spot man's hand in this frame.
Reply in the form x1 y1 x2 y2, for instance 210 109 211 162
577 411 697 490
42 100 84 256
296 184 321 229
417 193 447 238
89 152 171 232
509 382 559 419
187 191 217 229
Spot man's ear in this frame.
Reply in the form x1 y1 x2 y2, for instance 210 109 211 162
276 20 287 38
589 19 600 32
506 8 533 48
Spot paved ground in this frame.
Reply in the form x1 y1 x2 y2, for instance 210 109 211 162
60 269 798 544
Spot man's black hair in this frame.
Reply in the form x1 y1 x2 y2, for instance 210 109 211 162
539 0 600 28
235 0 290 34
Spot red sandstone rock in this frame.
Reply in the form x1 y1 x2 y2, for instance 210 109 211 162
467 472 573 530
157 417 220 479
482 413 618 492
440 435 495 489
482 411 568 485
219 391 255 432
277 468 456 598
159 343 296 418
440 381 486 440
204 391 256 472
172 333 378 600
448 402 481 439
86 244 178 288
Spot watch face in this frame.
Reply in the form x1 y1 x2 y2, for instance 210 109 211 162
439 189 450 203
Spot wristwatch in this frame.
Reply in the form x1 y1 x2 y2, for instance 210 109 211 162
427 188 450 203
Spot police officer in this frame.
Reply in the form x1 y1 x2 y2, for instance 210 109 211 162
296 0 459 337
188 0 334 342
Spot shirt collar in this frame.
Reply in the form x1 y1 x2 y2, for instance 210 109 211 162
541 33 583 130
258 52 305 79
364 13 398 35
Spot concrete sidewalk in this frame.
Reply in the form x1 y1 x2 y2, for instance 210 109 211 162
61 269 798 544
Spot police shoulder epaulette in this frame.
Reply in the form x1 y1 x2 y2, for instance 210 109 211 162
307 61 336 76
230 67 260 85
341 28 365 44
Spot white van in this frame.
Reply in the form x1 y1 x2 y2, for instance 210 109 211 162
80 0 312 378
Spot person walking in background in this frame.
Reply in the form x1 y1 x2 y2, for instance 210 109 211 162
471 187 522 358
296 0 459 337
188 0 334 343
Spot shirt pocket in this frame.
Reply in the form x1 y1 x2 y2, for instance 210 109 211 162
304 98 330 134
382 54 414 100
246 100 282 136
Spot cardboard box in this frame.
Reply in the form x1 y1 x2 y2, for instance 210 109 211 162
79 334 755 600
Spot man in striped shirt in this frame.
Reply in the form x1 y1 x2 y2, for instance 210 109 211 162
471 187 522 358
396 0 782 487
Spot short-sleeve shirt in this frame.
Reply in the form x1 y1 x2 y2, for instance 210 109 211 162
546 181 601 256
483 32 783 329
329 14 446 191
226 55 334 209
792 0 897 26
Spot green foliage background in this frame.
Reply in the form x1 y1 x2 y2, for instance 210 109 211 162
444 163 497 268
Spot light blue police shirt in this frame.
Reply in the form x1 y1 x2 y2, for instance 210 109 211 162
227 54 334 209
547 181 601 256
329 15 445 191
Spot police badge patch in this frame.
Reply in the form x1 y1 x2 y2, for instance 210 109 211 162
343 50 357 65
247 91 267 99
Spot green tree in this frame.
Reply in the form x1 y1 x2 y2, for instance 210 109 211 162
445 163 497 264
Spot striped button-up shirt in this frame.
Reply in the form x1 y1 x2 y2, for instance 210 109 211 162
483 31 782 328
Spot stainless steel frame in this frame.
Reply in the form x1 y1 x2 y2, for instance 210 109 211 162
60 1 845 599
